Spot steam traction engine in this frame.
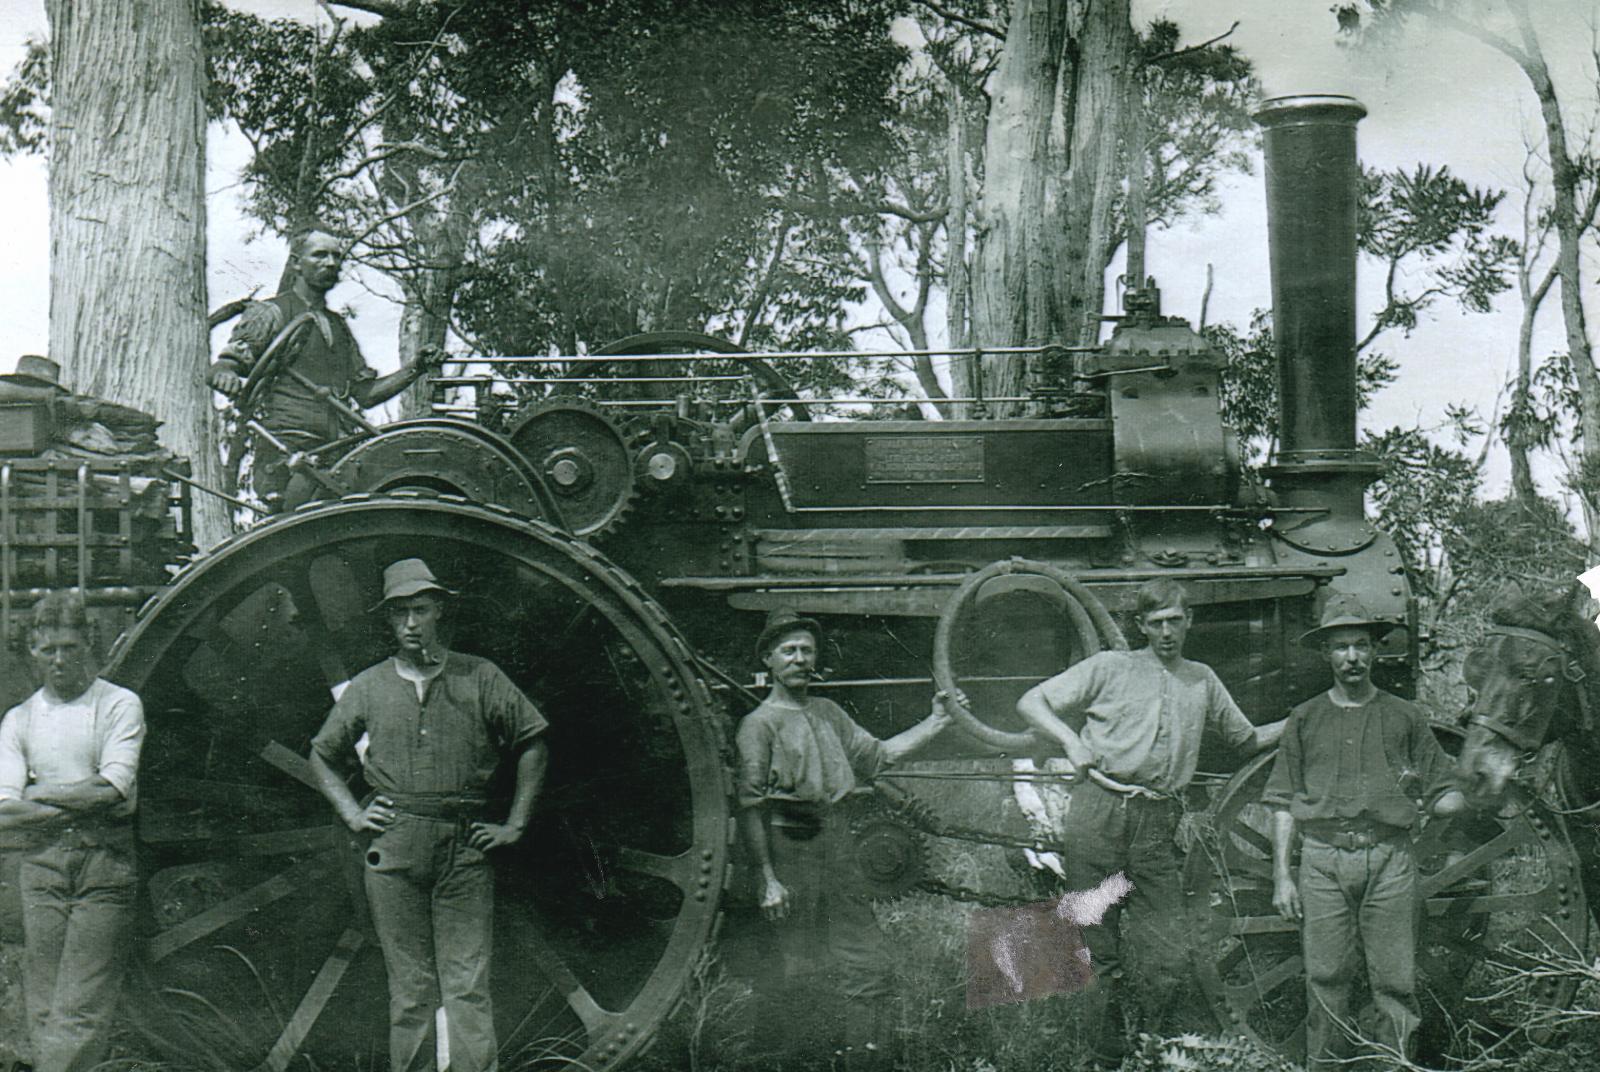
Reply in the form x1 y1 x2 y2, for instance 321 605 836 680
0 96 1582 1069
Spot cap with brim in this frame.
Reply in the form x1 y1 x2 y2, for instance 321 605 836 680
0 355 66 392
369 558 458 612
755 608 823 662
1298 594 1400 649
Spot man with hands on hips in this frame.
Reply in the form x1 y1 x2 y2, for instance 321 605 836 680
309 558 548 1072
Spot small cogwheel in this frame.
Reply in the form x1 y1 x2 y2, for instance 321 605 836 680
841 789 930 901
508 396 637 539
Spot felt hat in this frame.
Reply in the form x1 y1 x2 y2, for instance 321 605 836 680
755 608 823 662
370 558 457 611
0 355 66 392
1298 593 1399 649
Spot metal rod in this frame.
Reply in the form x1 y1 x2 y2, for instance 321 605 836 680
440 375 746 385
451 345 1101 364
161 468 267 516
660 564 1345 590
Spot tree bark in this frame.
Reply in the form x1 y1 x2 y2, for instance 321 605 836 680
945 78 975 415
971 0 1133 409
1506 0 1600 545
971 0 1066 408
46 0 225 544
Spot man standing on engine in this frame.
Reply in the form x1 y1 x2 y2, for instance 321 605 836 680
208 222 440 508
308 558 549 1072
1266 595 1464 1072
0 591 145 1072
1015 578 1285 1067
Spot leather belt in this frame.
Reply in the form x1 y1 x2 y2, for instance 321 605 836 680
384 791 489 821
1302 820 1407 850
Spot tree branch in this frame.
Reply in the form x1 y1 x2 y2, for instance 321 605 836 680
1143 21 1240 66
329 0 411 16
910 0 1004 41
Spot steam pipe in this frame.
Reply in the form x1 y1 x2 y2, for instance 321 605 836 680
1256 94 1380 519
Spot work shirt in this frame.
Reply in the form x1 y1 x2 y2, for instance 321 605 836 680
0 678 144 819
1035 648 1256 794
736 696 887 810
312 652 546 797
1262 689 1451 831
216 290 377 440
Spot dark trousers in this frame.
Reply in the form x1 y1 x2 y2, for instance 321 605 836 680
1060 781 1188 1062
20 841 137 1072
364 816 497 1072
762 810 892 1064
1299 837 1420 1072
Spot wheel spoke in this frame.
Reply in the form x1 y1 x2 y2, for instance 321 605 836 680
612 846 693 893
250 928 365 1072
142 824 337 856
522 925 618 1036
259 741 323 793
148 856 329 963
1226 952 1303 1003
1229 914 1298 937
1419 828 1522 898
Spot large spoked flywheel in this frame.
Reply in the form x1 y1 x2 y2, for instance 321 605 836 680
106 495 729 1072
1184 724 1588 1060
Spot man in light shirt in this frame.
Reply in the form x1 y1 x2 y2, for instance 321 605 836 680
0 591 145 1072
1015 578 1285 1066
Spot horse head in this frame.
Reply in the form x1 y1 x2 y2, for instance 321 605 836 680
1456 583 1600 809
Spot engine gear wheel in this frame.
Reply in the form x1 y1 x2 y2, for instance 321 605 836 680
841 789 930 901
508 396 637 539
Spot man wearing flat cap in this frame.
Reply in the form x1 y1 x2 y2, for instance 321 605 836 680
1265 594 1464 1071
736 609 954 1068
308 558 549 1072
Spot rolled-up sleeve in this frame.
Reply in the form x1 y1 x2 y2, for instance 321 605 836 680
487 664 547 751
0 709 26 802
1206 670 1259 752
311 690 366 770
735 714 775 809
215 300 281 376
96 690 144 799
1261 714 1302 812
824 701 888 780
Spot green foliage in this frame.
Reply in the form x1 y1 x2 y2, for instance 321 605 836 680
0 37 47 157
1135 20 1262 233
1357 164 1519 344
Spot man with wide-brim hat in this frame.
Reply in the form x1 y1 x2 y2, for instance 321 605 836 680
307 557 549 1072
735 607 954 1069
1264 593 1464 1072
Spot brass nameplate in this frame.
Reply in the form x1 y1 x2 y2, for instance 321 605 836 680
864 437 985 483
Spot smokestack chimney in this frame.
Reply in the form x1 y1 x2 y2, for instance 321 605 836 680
1255 94 1379 526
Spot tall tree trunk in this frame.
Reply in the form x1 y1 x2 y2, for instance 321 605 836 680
1507 0 1600 545
46 0 224 544
945 79 975 416
1058 0 1133 351
971 0 1066 409
971 0 1133 410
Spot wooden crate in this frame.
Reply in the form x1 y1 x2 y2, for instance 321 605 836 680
0 403 53 456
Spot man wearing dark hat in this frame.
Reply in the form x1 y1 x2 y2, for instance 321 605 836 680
1264 594 1464 1072
308 558 549 1072
1014 577 1284 1066
208 223 440 508
736 609 954 1068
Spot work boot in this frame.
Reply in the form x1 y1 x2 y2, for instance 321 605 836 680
842 998 892 1071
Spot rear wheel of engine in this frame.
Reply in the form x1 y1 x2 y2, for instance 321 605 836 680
108 496 729 1072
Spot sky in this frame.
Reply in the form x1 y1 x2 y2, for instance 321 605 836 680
0 0 1597 498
